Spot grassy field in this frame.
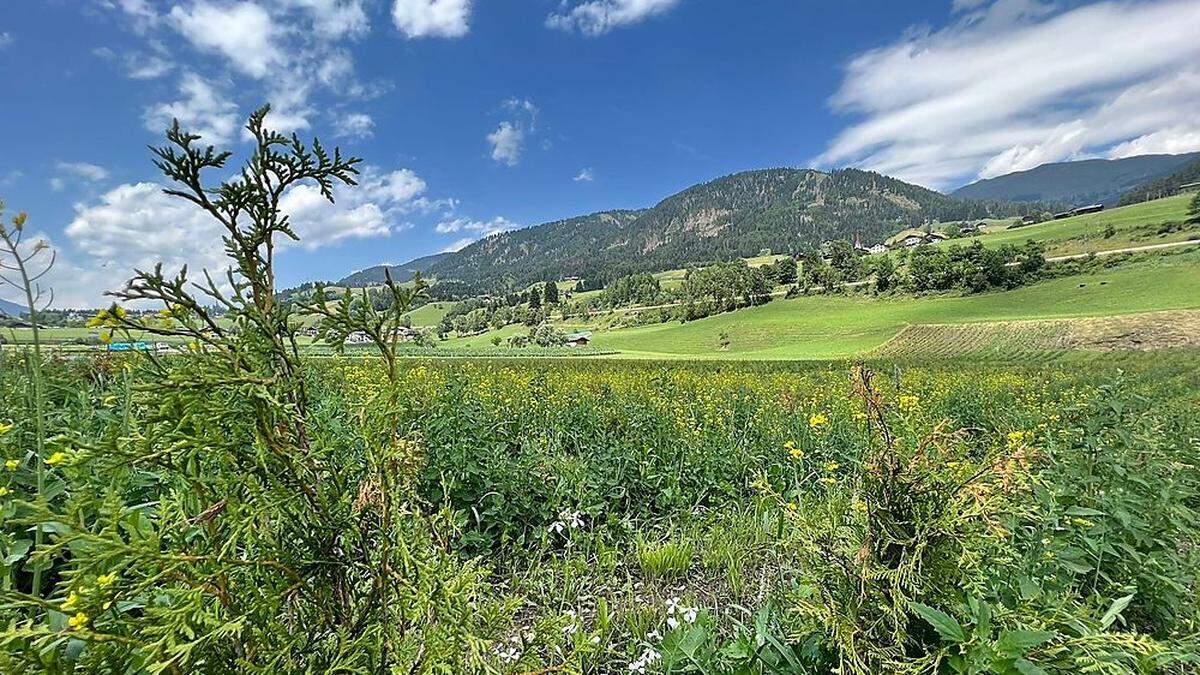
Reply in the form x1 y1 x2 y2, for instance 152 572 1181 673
582 250 1200 359
936 193 1196 256
402 301 452 326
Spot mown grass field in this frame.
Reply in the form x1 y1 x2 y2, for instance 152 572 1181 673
562 250 1200 359
939 193 1196 256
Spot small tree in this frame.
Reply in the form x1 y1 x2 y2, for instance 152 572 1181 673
528 284 542 309
543 280 559 304
774 256 798 285
1188 191 1200 224
3 106 490 671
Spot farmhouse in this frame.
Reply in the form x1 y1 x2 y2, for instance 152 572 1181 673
885 228 949 249
564 332 591 348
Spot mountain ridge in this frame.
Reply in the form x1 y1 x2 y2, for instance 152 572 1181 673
337 166 1047 291
952 153 1200 206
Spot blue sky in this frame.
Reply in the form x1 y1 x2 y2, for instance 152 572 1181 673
1 0 1199 306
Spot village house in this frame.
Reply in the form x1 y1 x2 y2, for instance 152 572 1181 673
885 228 949 249
564 332 591 348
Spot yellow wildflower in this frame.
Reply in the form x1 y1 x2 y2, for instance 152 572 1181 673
809 412 829 429
62 592 80 612
67 612 89 629
45 452 67 467
1006 430 1028 448
97 572 118 588
0 421 13 435
823 460 839 472
819 476 836 486
0 487 9 497
5 459 18 471
101 395 117 407
851 500 868 514
897 395 920 412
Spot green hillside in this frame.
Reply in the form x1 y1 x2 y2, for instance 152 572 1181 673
1119 157 1200 206
939 193 1195 256
352 168 1041 291
584 250 1200 359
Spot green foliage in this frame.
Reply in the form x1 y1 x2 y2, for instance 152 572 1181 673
0 107 497 672
1118 157 1200 206
679 261 771 320
636 538 693 579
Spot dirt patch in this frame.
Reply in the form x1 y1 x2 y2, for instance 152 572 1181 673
873 309 1200 358
1063 310 1200 351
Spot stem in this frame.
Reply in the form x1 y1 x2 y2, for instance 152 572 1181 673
0 228 49 598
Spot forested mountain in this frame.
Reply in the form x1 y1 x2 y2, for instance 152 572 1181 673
342 168 1042 291
337 252 452 287
1118 157 1200 206
952 153 1200 206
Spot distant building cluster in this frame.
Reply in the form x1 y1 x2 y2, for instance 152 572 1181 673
884 228 950 249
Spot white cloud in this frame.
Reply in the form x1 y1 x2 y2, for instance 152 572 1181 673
487 98 540 166
574 167 595 182
65 182 225 280
434 216 518 235
487 122 525 166
144 73 239 145
170 1 283 79
816 0 1200 189
437 216 517 252
334 112 375 139
442 237 475 253
281 0 370 39
104 0 161 30
0 32 13 49
1108 126 1200 158
547 0 680 36
57 166 431 305
60 163 111 182
50 162 111 191
126 53 175 79
391 0 472 39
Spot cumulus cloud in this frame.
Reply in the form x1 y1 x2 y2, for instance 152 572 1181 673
487 122 525 166
144 72 240 145
170 1 283 79
487 98 539 166
334 112 375 139
391 0 472 39
816 0 1200 189
0 32 13 49
573 167 595 182
547 0 680 36
57 166 432 304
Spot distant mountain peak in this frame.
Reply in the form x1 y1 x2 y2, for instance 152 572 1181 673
336 166 1040 293
952 152 1200 206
